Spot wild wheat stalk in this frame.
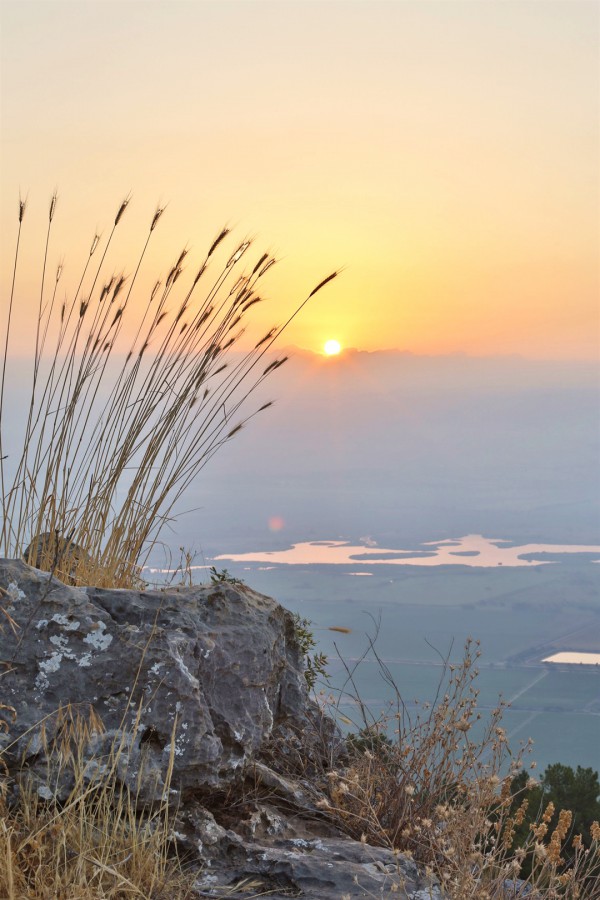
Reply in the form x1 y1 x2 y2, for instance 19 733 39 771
0 193 337 586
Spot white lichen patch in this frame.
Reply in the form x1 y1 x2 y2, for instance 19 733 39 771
79 653 92 667
51 613 80 631
290 838 326 850
37 785 54 800
6 581 26 606
282 836 307 848
35 629 81 690
35 619 49 630
195 873 218 886
49 634 75 654
41 653 63 674
199 819 225 844
149 661 163 675
35 652 64 691
163 727 189 758
83 620 112 651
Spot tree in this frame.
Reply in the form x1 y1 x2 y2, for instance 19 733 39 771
510 763 600 878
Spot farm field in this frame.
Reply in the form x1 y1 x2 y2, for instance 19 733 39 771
211 557 600 774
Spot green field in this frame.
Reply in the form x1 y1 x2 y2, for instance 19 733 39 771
226 559 600 774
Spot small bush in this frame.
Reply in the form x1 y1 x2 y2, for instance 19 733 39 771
317 636 600 898
292 612 329 691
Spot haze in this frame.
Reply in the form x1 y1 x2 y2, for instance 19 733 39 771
1 0 598 358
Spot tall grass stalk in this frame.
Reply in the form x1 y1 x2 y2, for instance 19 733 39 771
0 194 337 586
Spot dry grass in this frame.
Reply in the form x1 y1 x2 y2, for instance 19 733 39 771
0 192 337 587
312 636 600 898
0 704 196 899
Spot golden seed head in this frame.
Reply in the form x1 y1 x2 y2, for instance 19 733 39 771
542 801 555 823
226 241 251 268
207 227 229 258
252 252 268 275
115 196 130 225
150 206 165 231
49 191 58 222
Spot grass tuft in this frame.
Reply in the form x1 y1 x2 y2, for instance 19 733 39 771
0 193 337 587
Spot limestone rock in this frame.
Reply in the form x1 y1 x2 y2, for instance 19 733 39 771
0 558 308 803
192 831 443 899
22 530 92 584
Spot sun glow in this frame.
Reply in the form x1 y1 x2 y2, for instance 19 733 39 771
324 339 342 356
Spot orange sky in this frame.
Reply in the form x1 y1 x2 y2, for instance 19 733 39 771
1 0 598 359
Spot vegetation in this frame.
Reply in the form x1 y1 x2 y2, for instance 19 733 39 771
209 566 244 586
508 764 600 883
291 612 329 691
0 192 337 588
310 636 600 898
0 704 195 899
0 191 338 897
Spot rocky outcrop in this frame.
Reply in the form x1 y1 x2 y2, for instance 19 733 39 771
0 558 441 898
0 558 308 801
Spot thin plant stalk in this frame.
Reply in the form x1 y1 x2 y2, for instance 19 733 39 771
0 194 337 587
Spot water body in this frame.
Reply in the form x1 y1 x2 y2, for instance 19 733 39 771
542 652 600 666
215 534 600 569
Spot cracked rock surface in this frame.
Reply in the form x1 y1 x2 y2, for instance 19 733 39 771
0 558 306 802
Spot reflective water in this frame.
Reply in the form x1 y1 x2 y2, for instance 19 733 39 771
215 533 600 568
542 652 600 665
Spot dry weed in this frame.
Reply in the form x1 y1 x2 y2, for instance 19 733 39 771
313 636 600 898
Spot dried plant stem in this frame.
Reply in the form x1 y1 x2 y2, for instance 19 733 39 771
0 194 337 587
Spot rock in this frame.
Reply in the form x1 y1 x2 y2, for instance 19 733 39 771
0 558 309 803
22 530 92 584
192 833 444 899
0 558 442 899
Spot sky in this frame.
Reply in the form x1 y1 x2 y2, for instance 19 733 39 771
1 0 598 359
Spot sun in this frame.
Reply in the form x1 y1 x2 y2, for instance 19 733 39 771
323 339 342 356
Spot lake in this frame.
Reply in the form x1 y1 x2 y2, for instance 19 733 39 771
214 533 600 568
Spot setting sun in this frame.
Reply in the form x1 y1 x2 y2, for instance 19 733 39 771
324 339 342 356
